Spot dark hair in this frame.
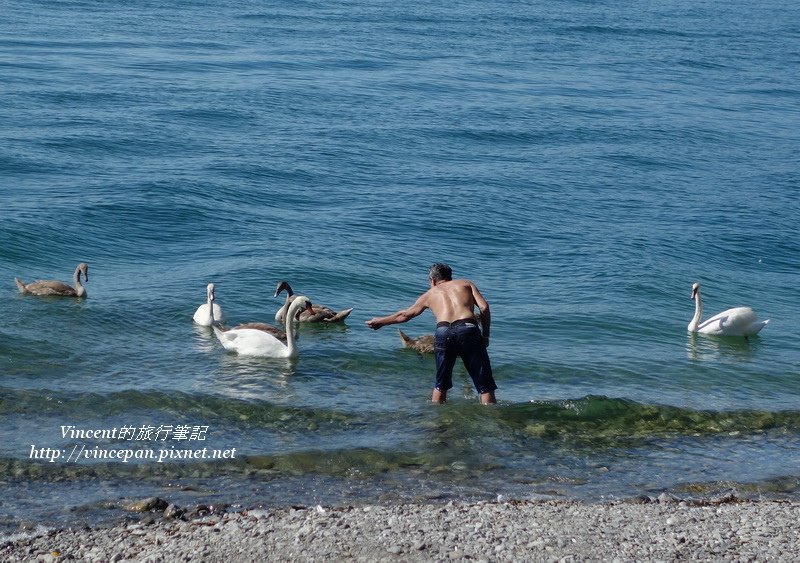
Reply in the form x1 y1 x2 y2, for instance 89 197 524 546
429 263 452 282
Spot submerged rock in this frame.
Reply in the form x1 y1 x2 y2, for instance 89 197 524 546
164 504 185 519
124 497 169 513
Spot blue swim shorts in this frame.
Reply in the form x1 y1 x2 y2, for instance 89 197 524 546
433 318 496 395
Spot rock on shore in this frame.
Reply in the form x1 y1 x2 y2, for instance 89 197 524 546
2 499 798 562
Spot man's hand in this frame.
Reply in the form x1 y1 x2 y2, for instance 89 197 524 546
365 318 383 330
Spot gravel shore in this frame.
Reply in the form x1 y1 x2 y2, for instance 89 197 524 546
3 497 798 562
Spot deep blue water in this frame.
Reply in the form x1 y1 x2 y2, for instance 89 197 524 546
1 0 799 533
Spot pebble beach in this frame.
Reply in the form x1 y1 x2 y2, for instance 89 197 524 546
3 497 798 562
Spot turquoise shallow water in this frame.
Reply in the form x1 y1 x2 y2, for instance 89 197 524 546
1 0 799 532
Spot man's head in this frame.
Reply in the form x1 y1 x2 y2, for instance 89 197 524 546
428 263 453 283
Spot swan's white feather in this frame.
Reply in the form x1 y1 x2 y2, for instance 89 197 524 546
193 302 224 326
689 283 769 337
213 295 311 358
193 283 224 326
213 326 290 357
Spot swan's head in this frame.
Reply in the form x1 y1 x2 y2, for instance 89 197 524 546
274 280 294 298
78 262 89 282
207 283 216 301
691 282 700 300
289 296 314 320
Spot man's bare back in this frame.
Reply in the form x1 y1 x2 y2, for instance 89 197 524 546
365 276 490 341
424 279 480 322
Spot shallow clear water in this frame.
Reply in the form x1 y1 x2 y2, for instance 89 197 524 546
1 0 798 533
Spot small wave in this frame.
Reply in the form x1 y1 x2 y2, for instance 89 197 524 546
2 388 797 440
497 396 800 440
0 524 50 545
564 25 693 39
0 387 368 430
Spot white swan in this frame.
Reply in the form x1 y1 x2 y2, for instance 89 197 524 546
214 295 313 357
688 282 769 337
15 263 89 298
193 283 225 326
273 280 353 323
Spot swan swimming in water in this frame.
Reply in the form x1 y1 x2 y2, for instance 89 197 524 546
193 283 225 326
273 280 353 323
214 295 313 357
15 263 89 298
688 282 769 337
398 330 435 355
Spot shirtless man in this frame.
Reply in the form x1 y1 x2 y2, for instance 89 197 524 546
365 263 497 404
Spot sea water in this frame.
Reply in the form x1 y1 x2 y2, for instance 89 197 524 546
1 0 798 532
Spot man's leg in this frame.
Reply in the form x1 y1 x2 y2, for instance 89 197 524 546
433 328 455 404
460 327 497 404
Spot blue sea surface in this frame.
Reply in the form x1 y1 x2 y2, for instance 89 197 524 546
1 0 798 532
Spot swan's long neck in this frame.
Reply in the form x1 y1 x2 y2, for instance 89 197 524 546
274 282 295 322
283 303 299 355
73 266 86 297
689 289 703 332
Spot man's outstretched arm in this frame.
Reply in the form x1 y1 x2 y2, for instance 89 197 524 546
365 294 428 330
